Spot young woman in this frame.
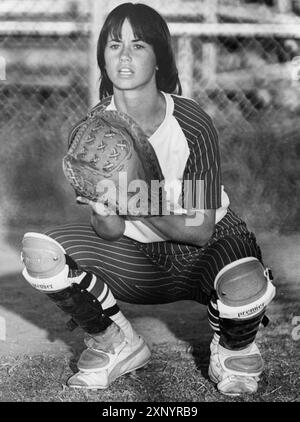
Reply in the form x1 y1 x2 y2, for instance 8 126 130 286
21 3 275 396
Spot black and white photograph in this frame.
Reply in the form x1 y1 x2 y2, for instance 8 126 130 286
0 0 299 405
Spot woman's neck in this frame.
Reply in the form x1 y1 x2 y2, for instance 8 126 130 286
113 88 166 137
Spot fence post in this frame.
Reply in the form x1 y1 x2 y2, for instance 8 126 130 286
274 0 292 13
177 35 194 97
0 56 6 81
201 0 218 87
88 0 109 107
0 316 6 341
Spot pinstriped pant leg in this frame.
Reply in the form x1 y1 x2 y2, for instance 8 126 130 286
44 224 262 312
188 234 262 302
45 223 180 304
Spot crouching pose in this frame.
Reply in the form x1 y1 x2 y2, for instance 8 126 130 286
21 232 151 389
21 3 275 395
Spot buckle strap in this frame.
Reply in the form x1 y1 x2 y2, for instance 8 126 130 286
65 303 119 332
264 267 273 281
78 272 93 289
104 304 119 317
261 315 269 327
65 254 79 270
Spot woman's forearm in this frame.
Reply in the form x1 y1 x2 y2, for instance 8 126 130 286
91 212 125 240
145 212 215 247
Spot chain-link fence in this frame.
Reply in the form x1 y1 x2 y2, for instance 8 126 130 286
0 0 91 233
0 0 300 235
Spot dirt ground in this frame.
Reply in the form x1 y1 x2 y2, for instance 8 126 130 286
0 229 299 356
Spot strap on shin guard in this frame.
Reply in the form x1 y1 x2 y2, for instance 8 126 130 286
219 310 266 350
46 273 118 335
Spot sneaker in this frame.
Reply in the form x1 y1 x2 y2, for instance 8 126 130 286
208 333 263 396
67 328 151 390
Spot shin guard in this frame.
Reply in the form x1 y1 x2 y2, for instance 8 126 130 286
21 232 115 334
212 257 275 350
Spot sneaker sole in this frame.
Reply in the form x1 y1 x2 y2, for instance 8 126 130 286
208 365 218 384
68 361 151 391
217 378 258 396
208 365 258 396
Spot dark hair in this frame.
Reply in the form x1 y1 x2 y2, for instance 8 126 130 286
97 2 182 100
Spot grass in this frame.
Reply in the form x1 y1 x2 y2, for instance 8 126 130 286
0 333 298 403
1 256 298 403
219 107 300 234
0 286 299 405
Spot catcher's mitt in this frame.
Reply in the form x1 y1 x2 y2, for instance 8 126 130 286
63 109 164 216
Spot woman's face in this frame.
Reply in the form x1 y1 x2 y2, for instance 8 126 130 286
104 19 158 93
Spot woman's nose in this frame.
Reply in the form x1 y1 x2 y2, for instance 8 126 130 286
119 45 132 62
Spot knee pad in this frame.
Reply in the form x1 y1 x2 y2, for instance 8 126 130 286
21 232 70 292
214 257 275 320
21 232 115 334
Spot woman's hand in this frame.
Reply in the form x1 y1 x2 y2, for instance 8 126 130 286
77 196 111 216
77 197 125 241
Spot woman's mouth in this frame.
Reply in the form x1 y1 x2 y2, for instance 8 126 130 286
118 68 134 77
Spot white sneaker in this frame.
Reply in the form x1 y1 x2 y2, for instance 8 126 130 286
208 333 263 396
67 332 151 390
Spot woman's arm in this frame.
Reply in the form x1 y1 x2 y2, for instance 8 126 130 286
77 197 215 246
77 197 125 241
91 212 125 241
143 209 216 247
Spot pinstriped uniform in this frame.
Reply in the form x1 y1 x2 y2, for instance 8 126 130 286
172 95 222 210
51 94 263 331
45 209 261 308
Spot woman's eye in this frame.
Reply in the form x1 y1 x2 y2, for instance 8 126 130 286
133 44 145 49
109 43 120 49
